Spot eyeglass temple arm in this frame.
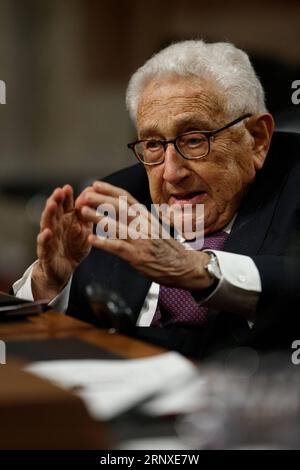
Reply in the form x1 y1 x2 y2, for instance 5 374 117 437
210 113 252 135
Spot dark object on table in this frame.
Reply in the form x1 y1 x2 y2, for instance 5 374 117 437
85 282 135 333
0 291 49 321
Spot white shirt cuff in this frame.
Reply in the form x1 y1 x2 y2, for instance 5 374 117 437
202 250 261 319
136 282 159 326
12 261 72 313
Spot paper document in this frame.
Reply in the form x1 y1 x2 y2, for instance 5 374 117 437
26 352 198 420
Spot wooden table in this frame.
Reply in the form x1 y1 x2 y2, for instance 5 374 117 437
0 310 165 358
0 310 166 449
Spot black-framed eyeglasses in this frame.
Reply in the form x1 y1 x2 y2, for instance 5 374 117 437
127 113 252 166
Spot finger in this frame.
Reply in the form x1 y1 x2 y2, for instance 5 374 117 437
37 228 54 262
115 220 151 240
92 181 139 206
94 218 153 245
82 191 145 226
55 194 65 224
81 209 120 239
53 186 73 222
40 188 65 229
82 205 163 241
83 206 150 240
88 233 135 261
82 191 124 212
62 184 74 212
80 205 100 224
50 187 65 205
49 187 70 222
40 200 59 232
74 186 95 211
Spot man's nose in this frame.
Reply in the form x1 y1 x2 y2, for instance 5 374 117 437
162 143 190 184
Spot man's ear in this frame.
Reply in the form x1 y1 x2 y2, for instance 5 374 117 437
246 113 275 170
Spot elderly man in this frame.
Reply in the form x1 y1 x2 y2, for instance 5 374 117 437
14 40 300 357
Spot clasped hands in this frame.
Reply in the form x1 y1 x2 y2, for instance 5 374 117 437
31 181 213 300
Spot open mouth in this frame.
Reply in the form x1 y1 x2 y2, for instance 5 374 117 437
169 191 207 205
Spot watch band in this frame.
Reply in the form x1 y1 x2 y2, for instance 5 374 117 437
204 252 222 281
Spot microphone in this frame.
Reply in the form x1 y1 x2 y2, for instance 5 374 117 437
85 282 135 333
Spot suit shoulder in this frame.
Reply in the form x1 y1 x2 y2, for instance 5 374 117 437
102 164 150 204
270 131 300 168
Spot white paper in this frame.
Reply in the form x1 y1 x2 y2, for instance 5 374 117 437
25 352 198 420
140 376 208 416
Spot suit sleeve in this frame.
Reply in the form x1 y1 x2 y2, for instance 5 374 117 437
248 255 300 348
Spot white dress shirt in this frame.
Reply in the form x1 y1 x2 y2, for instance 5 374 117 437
13 218 261 326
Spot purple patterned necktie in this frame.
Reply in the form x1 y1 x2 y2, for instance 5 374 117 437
151 231 229 327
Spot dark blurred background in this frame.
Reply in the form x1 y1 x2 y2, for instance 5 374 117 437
0 0 299 290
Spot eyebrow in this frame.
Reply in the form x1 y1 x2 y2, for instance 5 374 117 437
173 116 214 131
138 116 215 139
139 125 160 139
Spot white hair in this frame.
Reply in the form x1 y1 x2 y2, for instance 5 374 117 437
126 39 267 124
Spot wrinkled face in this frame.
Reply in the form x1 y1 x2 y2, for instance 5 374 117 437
137 75 258 234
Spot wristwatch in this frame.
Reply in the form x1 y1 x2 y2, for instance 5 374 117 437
204 252 222 282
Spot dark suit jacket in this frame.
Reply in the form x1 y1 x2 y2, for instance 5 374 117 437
67 131 300 359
